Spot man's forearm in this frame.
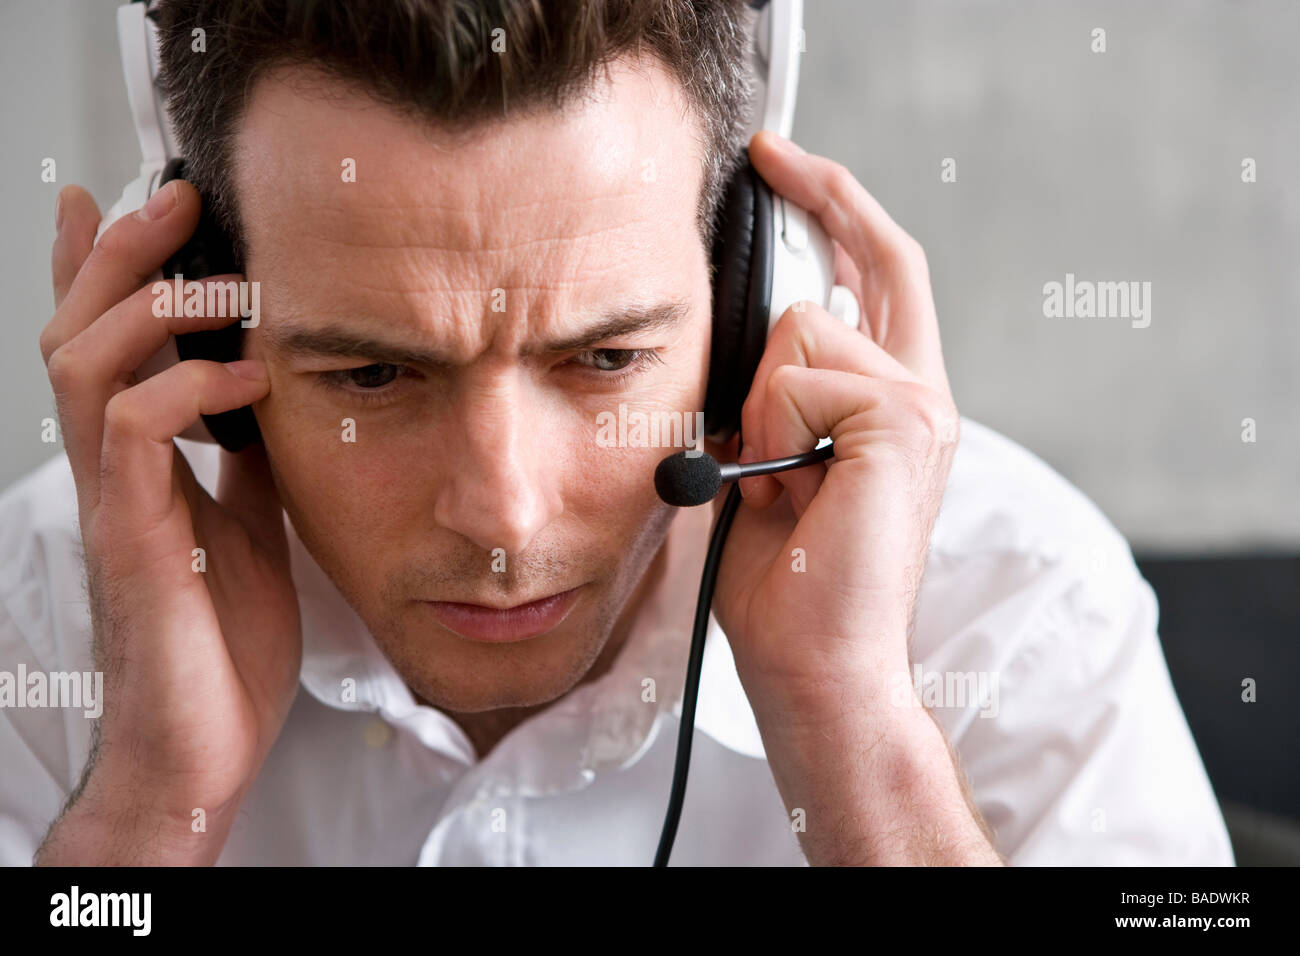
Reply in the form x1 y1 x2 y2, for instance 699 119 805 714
760 692 1005 866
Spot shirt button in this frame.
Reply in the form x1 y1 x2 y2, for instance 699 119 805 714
363 718 393 749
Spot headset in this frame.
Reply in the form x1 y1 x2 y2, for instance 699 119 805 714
99 0 860 864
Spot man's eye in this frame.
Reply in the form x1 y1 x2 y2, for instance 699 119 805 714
317 363 413 404
571 349 659 374
341 363 400 389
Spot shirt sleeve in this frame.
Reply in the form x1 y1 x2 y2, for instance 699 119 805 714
0 599 82 866
951 549 1236 866
0 456 99 866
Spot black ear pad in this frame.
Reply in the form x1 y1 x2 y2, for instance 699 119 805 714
158 158 264 452
704 155 773 443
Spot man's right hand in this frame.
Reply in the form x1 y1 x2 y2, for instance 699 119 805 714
34 181 302 865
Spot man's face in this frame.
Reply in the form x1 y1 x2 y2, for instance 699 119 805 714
236 57 713 713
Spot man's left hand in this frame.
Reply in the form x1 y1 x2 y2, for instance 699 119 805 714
706 130 1003 867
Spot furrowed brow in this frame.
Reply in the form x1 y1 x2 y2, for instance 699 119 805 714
262 298 692 366
530 299 692 355
260 325 454 369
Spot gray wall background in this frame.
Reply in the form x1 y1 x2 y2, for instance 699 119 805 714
1 0 1296 552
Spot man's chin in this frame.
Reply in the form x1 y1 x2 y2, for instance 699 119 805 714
383 619 612 715
405 664 591 715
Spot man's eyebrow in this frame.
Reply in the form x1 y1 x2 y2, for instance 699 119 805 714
542 299 691 353
260 299 692 367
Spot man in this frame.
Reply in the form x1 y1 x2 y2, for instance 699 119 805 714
1 0 1231 865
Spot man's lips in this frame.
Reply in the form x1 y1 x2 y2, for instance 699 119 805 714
421 586 584 643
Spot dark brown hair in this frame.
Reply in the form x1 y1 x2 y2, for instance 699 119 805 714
153 0 756 261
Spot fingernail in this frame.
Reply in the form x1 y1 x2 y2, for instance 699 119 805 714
226 359 267 381
138 182 176 221
55 193 65 232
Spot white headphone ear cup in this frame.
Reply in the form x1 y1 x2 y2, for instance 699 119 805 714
95 196 131 245
827 284 861 330
94 168 159 245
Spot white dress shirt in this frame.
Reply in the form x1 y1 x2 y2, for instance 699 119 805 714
0 417 1234 865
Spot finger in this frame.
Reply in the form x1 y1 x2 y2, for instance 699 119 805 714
742 364 953 521
750 130 912 276
46 275 248 496
748 131 944 385
43 179 201 361
740 365 886 516
749 130 909 273
832 242 871 337
739 303 916 502
51 186 101 310
736 435 827 517
96 360 269 523
64 274 248 382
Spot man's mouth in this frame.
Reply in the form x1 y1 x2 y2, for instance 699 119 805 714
420 586 584 643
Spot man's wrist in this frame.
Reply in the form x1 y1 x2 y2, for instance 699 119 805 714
756 681 1001 866
36 764 240 866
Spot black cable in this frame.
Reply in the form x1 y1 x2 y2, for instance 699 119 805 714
653 479 745 867
729 441 833 480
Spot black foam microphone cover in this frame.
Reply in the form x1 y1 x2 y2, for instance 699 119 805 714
654 452 723 507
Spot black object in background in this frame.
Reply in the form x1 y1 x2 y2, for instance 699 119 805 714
1137 554 1300 865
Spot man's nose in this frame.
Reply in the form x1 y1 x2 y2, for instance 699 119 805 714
432 386 563 556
